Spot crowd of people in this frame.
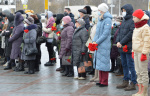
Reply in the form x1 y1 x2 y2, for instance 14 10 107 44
0 2 150 96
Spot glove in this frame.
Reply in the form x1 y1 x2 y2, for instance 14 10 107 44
132 52 134 59
140 54 147 61
58 36 61 40
81 53 86 55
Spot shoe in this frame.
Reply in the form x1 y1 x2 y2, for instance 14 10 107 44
96 83 101 86
24 71 34 74
124 82 136 91
60 70 65 73
3 61 8 67
116 80 129 89
4 61 12 70
67 73 74 77
74 77 79 79
138 84 148 96
44 62 54 66
78 77 86 80
62 72 69 76
56 67 63 71
115 72 124 76
16 63 25 72
99 84 108 87
90 70 98 82
132 84 142 96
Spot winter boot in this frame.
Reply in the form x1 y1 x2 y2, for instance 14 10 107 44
116 80 129 89
94 70 99 82
44 61 54 66
4 60 12 70
124 82 136 91
90 70 98 82
138 85 148 96
132 84 142 96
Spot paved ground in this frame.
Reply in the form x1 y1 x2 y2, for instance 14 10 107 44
0 44 149 96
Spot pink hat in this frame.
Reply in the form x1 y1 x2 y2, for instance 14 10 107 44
62 16 71 24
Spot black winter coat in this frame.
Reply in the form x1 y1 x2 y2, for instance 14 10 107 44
2 13 14 57
116 4 135 53
83 15 90 30
72 26 89 66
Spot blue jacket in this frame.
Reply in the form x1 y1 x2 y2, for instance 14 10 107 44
93 11 112 71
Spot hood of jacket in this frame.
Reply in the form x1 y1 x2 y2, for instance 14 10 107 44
103 11 112 20
121 4 133 20
14 12 24 26
64 22 74 28
6 13 14 22
47 11 53 19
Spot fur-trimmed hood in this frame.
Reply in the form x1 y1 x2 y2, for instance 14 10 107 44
14 12 24 26
25 24 37 31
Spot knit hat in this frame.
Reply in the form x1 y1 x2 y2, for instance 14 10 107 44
78 9 87 14
76 18 85 26
132 9 144 19
98 3 109 12
62 16 71 24
25 17 34 25
47 11 53 19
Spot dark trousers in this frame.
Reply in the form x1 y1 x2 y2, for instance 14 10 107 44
35 44 41 70
64 65 74 74
26 60 35 71
46 42 54 62
60 59 65 69
99 71 109 85
110 58 116 71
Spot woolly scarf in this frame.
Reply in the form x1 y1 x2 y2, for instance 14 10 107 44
134 20 148 28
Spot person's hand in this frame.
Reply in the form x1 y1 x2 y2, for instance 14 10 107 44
93 42 97 44
117 42 122 48
10 35 12 38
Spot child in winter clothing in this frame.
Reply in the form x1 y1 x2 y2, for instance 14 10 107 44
132 9 150 96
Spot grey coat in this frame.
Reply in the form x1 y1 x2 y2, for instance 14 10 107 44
72 26 89 66
21 24 37 60
9 12 24 59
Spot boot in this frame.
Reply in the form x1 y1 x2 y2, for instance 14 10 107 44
132 84 142 96
124 82 136 91
94 70 99 82
138 85 148 96
4 61 12 70
44 61 54 66
24 61 35 74
116 80 129 89
90 70 98 82
62 66 69 76
16 62 25 72
67 65 74 77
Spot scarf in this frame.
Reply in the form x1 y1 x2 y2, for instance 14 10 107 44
134 20 148 28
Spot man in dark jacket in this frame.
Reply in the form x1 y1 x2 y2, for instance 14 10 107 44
64 8 75 24
78 9 90 30
0 13 4 59
116 4 137 91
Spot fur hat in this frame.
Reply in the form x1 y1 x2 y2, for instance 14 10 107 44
76 18 85 26
25 17 34 25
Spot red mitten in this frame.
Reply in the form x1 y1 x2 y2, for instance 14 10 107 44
140 54 147 61
81 53 86 55
132 52 134 59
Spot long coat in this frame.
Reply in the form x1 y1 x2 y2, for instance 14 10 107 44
93 11 112 71
116 4 135 53
72 26 89 66
21 24 37 60
9 12 24 59
2 13 14 57
59 22 74 59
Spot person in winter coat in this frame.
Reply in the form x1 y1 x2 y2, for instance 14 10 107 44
132 9 150 96
59 16 74 77
72 18 89 80
31 14 42 71
4 12 24 71
92 3 112 87
21 17 37 74
116 4 137 91
42 11 55 66
78 9 90 30
64 8 75 24
0 13 4 59
1 13 14 67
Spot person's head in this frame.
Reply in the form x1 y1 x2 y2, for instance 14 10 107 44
132 9 144 23
75 18 85 28
78 9 87 18
84 6 92 15
98 3 109 19
56 14 64 25
64 8 71 16
46 11 53 20
121 4 133 18
24 17 34 27
62 16 71 25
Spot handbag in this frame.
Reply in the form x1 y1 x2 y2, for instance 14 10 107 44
25 32 38 56
62 53 71 65
78 65 86 73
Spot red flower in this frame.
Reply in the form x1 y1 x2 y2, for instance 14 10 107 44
123 45 128 52
56 31 61 35
89 54 92 58
2 22 4 24
51 26 57 31
67 59 71 63
10 27 13 29
24 29 29 33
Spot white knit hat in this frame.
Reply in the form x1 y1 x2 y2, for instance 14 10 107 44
98 3 109 12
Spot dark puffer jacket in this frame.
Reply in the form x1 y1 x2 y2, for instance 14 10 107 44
83 15 90 30
116 4 135 53
59 22 74 59
72 26 89 66
2 13 14 57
